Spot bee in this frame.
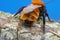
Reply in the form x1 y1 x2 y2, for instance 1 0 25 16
14 0 51 29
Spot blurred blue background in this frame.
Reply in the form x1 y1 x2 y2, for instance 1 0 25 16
0 0 60 21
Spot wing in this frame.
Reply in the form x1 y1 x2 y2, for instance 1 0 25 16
23 4 41 13
13 6 26 17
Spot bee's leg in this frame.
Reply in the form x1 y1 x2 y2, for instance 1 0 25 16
45 13 51 21
42 14 45 34
38 6 46 34
40 14 46 40
43 6 51 21
13 6 26 17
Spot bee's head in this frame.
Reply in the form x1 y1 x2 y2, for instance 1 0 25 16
24 20 33 27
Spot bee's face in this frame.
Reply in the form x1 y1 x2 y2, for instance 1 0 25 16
24 20 33 27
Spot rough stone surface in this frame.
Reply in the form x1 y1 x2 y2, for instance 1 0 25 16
0 11 60 40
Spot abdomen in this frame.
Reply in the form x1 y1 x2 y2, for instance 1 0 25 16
20 8 40 27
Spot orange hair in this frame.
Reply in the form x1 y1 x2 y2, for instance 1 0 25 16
32 0 44 6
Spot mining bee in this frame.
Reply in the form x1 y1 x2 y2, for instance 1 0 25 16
14 0 51 34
